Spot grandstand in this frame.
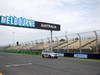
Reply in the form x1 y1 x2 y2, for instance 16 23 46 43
7 30 100 54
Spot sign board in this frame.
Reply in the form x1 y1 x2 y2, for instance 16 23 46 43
74 54 88 58
57 53 64 56
35 21 60 31
0 16 60 31
0 16 35 28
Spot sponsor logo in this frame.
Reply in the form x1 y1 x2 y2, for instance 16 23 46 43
35 21 60 31
0 16 35 28
41 24 57 29
74 54 88 58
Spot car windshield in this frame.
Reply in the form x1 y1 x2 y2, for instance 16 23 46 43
48 51 54 53
44 51 54 53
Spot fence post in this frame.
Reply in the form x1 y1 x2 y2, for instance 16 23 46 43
94 31 98 54
65 35 69 53
50 30 53 51
35 40 38 49
77 33 82 53
41 39 44 49
55 37 59 52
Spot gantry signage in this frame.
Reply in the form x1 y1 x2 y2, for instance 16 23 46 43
35 21 60 31
0 16 60 31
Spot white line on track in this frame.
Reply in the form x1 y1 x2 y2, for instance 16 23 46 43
5 63 32 67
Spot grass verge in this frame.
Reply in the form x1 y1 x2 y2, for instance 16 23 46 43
59 56 100 62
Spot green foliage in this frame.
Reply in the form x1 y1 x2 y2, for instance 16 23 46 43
1 50 41 55
60 39 65 42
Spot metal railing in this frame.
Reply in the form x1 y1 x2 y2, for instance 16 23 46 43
10 30 100 54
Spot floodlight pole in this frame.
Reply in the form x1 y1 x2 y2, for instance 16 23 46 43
50 30 53 51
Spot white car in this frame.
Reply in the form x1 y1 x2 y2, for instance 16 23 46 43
42 50 58 58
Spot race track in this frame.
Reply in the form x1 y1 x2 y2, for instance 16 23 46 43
0 53 100 75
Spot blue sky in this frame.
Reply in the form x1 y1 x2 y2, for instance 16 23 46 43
0 0 100 46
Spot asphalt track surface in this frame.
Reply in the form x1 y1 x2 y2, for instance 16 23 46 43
0 53 100 75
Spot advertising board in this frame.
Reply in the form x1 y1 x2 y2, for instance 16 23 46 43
74 54 88 58
0 16 35 28
35 21 60 31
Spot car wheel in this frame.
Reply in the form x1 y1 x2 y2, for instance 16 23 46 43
42 55 44 58
54 57 58 59
49 55 51 58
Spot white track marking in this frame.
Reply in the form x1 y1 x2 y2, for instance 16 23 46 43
5 63 32 67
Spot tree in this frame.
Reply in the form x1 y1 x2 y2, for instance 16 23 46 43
60 39 65 42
